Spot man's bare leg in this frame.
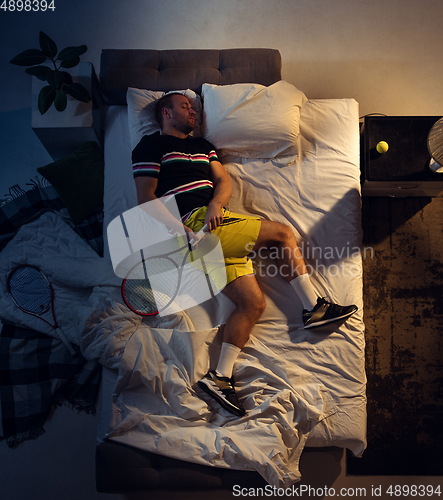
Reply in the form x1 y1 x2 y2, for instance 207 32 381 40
221 275 266 349
253 219 308 281
198 219 357 416
209 218 313 382
197 275 265 417
253 219 358 328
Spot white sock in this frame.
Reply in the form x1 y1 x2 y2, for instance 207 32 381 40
290 273 318 310
215 342 241 379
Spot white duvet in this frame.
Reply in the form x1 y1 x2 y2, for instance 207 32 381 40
82 291 339 486
90 98 366 487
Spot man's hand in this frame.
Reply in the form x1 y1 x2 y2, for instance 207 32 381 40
205 203 224 232
183 225 198 244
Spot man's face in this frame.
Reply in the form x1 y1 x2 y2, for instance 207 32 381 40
167 94 195 135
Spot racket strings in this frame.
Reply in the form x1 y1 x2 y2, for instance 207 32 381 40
124 257 180 314
123 279 158 313
9 267 51 314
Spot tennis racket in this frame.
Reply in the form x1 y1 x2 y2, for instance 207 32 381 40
6 264 77 356
121 224 211 316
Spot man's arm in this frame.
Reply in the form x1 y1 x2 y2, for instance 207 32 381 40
135 176 158 205
206 160 233 232
135 176 195 237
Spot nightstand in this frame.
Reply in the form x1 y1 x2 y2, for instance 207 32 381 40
361 116 443 197
32 62 104 161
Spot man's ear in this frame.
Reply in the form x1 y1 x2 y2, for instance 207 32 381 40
162 107 170 119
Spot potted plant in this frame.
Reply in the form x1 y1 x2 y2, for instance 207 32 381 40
10 31 91 114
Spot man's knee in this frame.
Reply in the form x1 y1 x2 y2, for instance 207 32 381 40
253 291 267 317
257 220 296 249
225 276 266 319
281 222 296 240
239 288 266 319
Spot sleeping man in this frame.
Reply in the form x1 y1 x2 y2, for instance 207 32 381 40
132 92 357 417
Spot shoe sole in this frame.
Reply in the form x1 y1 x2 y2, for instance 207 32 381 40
303 307 357 329
198 379 245 416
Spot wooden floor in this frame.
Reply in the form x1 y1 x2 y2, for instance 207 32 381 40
348 192 443 475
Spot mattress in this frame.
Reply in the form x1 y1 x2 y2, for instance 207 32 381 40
89 97 366 487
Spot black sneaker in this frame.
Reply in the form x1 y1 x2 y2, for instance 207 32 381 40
303 297 358 329
198 370 246 417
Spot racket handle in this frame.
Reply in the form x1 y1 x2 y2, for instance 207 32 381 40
54 327 78 357
189 224 208 246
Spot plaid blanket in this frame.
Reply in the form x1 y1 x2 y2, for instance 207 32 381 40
0 178 103 447
0 320 101 448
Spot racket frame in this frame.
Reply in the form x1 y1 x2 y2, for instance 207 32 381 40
121 225 208 316
121 255 180 316
6 264 77 356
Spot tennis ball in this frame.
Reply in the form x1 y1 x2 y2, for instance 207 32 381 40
376 141 389 154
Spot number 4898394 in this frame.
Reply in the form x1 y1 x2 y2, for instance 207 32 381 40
1 0 55 11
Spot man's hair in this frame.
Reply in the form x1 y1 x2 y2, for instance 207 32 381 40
155 93 179 127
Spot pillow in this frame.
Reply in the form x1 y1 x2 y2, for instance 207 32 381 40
127 88 203 150
37 141 104 225
202 81 307 159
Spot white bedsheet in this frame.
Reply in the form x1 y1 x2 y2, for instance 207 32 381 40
88 98 366 487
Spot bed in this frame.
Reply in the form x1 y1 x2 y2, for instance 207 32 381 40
87 48 366 492
0 48 366 492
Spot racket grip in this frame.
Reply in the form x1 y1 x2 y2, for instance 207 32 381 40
54 327 78 357
189 224 208 246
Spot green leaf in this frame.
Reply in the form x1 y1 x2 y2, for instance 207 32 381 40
57 45 87 62
60 56 80 69
64 82 91 103
38 86 56 114
54 89 67 111
10 49 47 66
39 31 57 59
46 70 65 90
25 65 52 81
62 71 73 85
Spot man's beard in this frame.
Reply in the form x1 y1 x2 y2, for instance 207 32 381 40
177 121 194 135
172 116 195 136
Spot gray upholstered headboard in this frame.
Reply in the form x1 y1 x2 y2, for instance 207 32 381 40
99 48 282 105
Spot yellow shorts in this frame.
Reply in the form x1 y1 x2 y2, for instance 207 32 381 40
185 207 261 285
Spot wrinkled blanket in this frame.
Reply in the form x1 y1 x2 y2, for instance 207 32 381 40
81 280 339 487
0 212 119 345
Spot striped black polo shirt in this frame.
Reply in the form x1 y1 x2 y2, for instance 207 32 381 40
132 132 219 217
